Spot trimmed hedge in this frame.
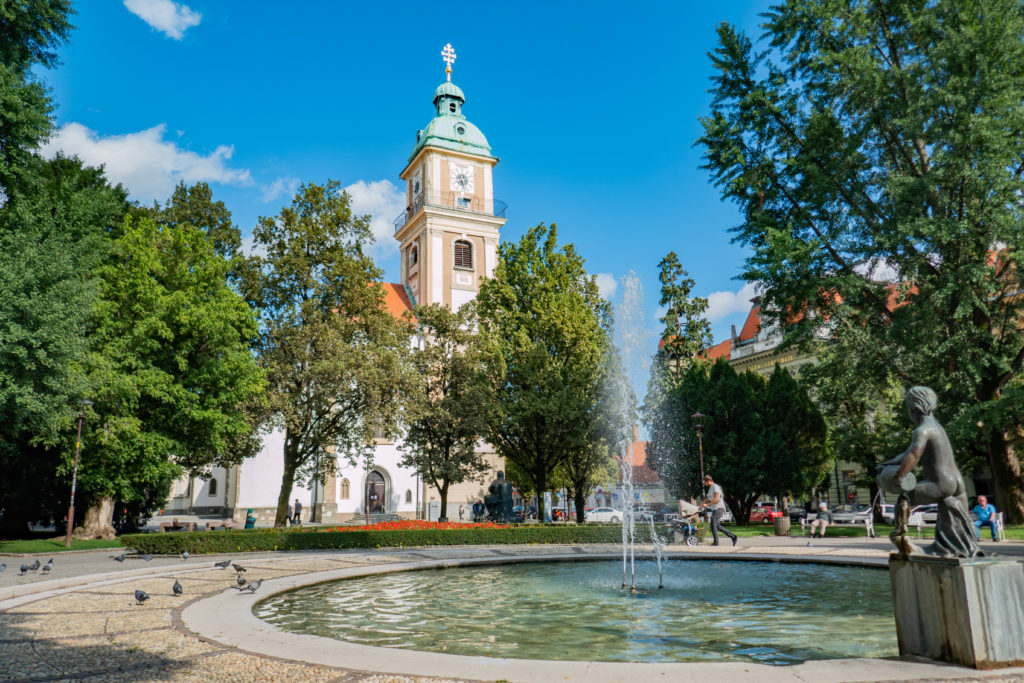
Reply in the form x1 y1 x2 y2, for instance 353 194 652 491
121 524 629 555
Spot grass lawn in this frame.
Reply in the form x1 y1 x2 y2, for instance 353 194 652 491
0 537 123 554
724 523 1024 541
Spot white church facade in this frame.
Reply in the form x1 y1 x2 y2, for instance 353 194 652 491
165 48 506 525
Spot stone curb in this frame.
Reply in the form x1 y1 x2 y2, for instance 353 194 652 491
180 550 1024 683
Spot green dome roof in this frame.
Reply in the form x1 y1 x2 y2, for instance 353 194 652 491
410 80 493 161
433 81 465 103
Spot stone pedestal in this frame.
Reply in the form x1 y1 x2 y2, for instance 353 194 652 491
889 554 1024 668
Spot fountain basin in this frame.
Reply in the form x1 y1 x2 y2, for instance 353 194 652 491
254 558 895 665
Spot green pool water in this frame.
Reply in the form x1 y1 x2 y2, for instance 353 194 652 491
253 560 897 665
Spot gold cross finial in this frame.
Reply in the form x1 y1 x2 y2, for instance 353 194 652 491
441 43 456 82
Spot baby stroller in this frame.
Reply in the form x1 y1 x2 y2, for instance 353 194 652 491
668 500 702 546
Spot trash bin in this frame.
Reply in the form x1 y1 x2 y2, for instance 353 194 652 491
774 516 791 536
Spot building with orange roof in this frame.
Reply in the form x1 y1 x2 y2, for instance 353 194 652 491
164 58 507 525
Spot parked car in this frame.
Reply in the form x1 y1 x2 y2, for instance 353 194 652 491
911 504 938 524
789 506 811 523
586 507 623 523
879 503 894 524
749 505 784 524
831 504 872 524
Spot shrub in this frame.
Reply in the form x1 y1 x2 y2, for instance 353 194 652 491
121 523 627 555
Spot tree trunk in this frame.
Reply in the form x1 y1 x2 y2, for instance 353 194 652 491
574 489 586 524
276 432 300 527
989 429 1024 524
535 472 547 522
77 497 116 540
439 481 449 521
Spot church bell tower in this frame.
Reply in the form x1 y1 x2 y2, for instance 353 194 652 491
393 44 506 309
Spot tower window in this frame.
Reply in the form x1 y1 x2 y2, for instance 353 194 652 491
454 240 473 269
449 102 457 113
409 245 418 266
456 125 465 135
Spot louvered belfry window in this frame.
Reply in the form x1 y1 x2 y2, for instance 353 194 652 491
454 240 473 269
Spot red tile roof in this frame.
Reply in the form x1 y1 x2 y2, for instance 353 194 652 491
382 282 414 319
738 305 761 341
618 440 661 485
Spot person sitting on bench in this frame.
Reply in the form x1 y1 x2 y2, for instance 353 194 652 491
810 502 832 537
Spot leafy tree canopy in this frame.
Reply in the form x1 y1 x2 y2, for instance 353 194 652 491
699 0 1024 520
241 180 413 526
399 303 491 520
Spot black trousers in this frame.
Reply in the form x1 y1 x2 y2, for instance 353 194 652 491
710 508 736 544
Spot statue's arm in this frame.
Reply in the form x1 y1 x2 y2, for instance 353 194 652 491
894 428 928 479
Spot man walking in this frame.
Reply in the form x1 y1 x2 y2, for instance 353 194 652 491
972 495 999 541
701 474 737 546
292 498 302 525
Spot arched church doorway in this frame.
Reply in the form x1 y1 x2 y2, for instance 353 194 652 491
366 470 387 514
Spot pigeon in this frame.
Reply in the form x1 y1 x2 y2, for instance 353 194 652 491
806 541 814 548
214 559 232 569
0 563 6 573
181 551 189 562
232 563 246 573
172 579 183 596
235 574 247 588
245 579 263 593
19 564 30 576
27 559 40 572
41 559 53 575
113 552 127 562
134 589 150 605
140 554 153 562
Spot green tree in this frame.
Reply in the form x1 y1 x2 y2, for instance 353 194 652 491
78 211 265 534
148 181 242 260
399 303 491 520
476 224 618 522
643 253 715 497
699 0 1024 521
0 156 127 534
755 365 830 514
0 0 85 534
562 345 632 523
656 252 713 377
241 180 412 527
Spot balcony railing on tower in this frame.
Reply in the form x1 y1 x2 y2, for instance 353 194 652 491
394 191 508 231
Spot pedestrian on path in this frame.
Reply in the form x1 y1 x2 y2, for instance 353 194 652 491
701 474 737 546
292 498 302 525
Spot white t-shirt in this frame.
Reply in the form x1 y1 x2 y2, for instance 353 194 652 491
706 483 726 511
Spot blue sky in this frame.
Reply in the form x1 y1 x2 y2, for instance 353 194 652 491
43 0 772 381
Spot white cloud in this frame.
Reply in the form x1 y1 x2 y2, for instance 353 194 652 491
124 0 201 40
41 122 253 202
261 177 300 203
854 257 899 283
705 282 760 322
595 273 618 300
344 180 405 257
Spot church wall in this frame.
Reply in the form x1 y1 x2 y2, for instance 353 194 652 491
236 428 315 524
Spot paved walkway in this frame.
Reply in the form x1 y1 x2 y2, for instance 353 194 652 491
1 541 1022 682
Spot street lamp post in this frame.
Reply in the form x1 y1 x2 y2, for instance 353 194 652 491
65 400 93 548
690 411 706 489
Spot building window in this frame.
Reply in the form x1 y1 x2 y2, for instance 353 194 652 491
208 478 217 496
405 489 412 503
409 245 418 266
456 125 465 135
449 102 457 113
456 196 471 208
454 240 473 269
341 478 350 499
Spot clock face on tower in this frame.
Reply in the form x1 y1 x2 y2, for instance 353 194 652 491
449 161 474 193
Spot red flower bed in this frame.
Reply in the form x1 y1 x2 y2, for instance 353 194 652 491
309 520 511 533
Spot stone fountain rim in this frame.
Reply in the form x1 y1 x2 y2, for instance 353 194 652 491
179 549 962 683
